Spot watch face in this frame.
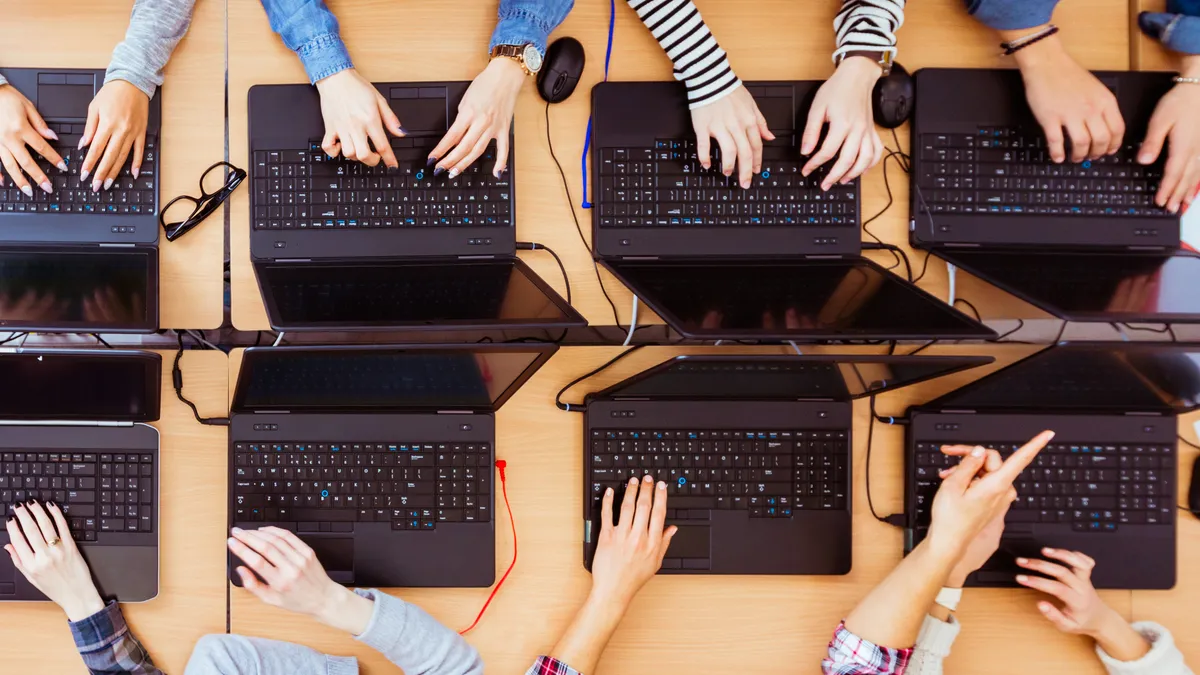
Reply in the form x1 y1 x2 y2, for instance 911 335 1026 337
523 44 543 73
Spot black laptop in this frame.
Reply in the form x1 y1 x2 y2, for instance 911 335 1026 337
582 353 993 575
228 344 555 587
247 82 581 332
906 342 1196 589
590 81 992 341
0 349 161 601
0 68 161 332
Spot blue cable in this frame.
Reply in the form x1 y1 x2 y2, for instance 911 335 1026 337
581 0 616 209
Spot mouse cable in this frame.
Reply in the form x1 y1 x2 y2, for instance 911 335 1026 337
995 318 1026 342
1179 435 1200 451
555 344 646 413
865 395 907 527
882 129 940 287
91 333 114 349
860 149 912 275
173 331 230 427
0 332 28 346
1117 322 1177 342
459 459 516 635
953 298 983 322
517 242 571 306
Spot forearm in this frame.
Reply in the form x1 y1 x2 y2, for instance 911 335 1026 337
545 594 628 675
626 0 740 109
258 0 352 84
106 0 197 98
1182 55 1200 78
1093 610 1153 663
965 0 1058 32
844 541 959 647
491 0 575 55
71 601 163 675
348 589 484 675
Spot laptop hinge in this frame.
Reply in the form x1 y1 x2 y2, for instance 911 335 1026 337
457 255 497 260
273 258 312 263
616 256 660 261
98 243 136 248
943 243 982 248
251 410 291 414
436 410 475 415
803 254 846 260
612 397 651 401
1124 411 1165 416
584 519 593 544
0 420 133 427
1126 246 1169 252
937 409 976 414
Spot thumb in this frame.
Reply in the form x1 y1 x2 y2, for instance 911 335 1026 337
1139 113 1170 165
24 102 56 141
658 525 678 560
943 447 987 493
801 104 826 155
378 97 404 136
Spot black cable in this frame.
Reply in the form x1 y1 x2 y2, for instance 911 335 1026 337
860 150 909 272
173 331 230 426
91 333 113 349
1179 435 1200 451
953 298 983 322
517 242 571 305
863 241 912 282
995 318 1026 342
545 101 622 328
0 332 27 346
555 345 646 412
1054 320 1068 344
865 395 906 527
1118 322 1177 342
912 248 934 284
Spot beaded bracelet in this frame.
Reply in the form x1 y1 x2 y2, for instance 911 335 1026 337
1174 76 1200 85
1001 25 1060 57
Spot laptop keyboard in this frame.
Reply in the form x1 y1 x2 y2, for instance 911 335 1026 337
251 140 511 231
1 451 155 541
916 129 1172 218
913 441 1176 531
232 441 492 531
590 429 849 516
595 140 858 229
0 122 157 216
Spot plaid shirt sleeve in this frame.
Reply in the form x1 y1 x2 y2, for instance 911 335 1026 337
70 601 162 674
822 621 912 675
526 656 584 675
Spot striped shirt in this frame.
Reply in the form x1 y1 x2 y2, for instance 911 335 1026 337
833 0 906 63
627 0 742 109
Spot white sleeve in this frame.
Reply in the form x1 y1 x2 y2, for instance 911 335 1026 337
905 614 961 675
1097 622 1195 675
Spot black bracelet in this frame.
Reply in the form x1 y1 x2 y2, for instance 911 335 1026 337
1001 25 1060 56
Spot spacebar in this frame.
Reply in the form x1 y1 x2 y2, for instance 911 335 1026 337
290 509 356 521
667 497 716 509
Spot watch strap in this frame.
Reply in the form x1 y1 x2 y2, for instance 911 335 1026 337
838 50 893 76
935 587 963 612
490 44 533 75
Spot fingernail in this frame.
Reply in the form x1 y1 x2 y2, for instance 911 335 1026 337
448 168 460 179
20 185 33 198
45 129 58 141
426 157 437 167
724 170 732 177
29 498 37 505
1044 431 1056 440
643 475 653 483
740 180 751 190
1169 204 1179 214
231 526 243 534
657 481 666 489
1016 574 1028 582
132 167 139 179
80 169 90 182
1016 557 1028 564
77 137 86 150
605 487 613 496
1043 547 1055 553
103 178 113 191
396 126 407 136
970 446 985 457
39 181 52 194
227 537 237 546
432 167 444 177
1138 153 1152 163
56 161 67 172
91 179 101 193
629 477 638 485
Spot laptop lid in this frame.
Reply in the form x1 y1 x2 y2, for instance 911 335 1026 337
923 342 1200 415
232 344 557 415
0 246 158 332
591 354 994 403
0 349 160 422
602 257 995 340
255 257 584 332
935 249 1200 323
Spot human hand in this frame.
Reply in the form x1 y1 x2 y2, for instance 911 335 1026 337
1137 60 1200 213
82 287 143 324
1012 35 1123 163
315 69 403 168
690 85 775 190
0 83 66 196
79 80 149 193
4 501 105 621
590 475 677 610
801 57 884 190
935 446 1010 586
926 430 1054 559
429 57 524 179
0 290 65 322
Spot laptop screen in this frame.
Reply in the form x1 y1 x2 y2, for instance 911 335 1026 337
0 350 160 421
937 250 1200 323
0 248 155 331
233 346 555 413
930 344 1200 413
258 259 582 330
600 355 993 402
607 259 994 340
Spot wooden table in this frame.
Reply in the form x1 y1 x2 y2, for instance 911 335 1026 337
0 0 226 330
230 0 1132 332
0 349 228 673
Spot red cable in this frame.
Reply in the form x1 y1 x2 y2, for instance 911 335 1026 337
459 459 515 635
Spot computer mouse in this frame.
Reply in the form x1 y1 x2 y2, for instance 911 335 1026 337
1189 454 1200 518
872 62 914 129
538 37 585 104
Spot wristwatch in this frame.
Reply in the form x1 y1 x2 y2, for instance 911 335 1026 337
490 44 544 76
935 587 964 612
837 49 894 77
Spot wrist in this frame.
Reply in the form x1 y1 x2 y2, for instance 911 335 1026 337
313 584 373 636
837 55 884 82
488 55 529 82
314 68 353 92
583 588 631 620
1004 31 1067 69
63 590 106 623
1180 55 1200 80
944 571 968 589
922 529 967 570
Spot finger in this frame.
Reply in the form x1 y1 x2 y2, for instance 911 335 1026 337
13 144 51 194
824 130 864 189
1016 573 1075 602
1139 115 1170 166
1016 557 1088 594
941 447 987 493
648 480 669 537
429 113 472 166
1165 156 1195 213
0 147 33 197
696 132 712 170
993 430 1055 484
747 123 763 174
13 504 47 553
844 133 879 182
1041 547 1096 578
320 128 340 159
450 132 493 178
247 527 307 568
1101 106 1125 156
81 126 113 187
1184 164 1199 206
4 518 34 566
493 129 510 178
600 486 615 533
801 104 827 156
46 503 76 550
3 544 27 576
732 126 755 188
226 535 282 585
348 129 379 166
1043 120 1067 164
714 128 737 177
22 130 65 172
23 101 57 144
755 108 775 141
130 133 145 179
617 476 639 532
367 120 397 169
28 502 59 546
984 448 1004 474
233 528 294 571
259 527 313 561
940 444 983 457
804 124 846 178
631 474 655 535
236 567 281 605
657 525 678 561
1083 116 1111 161
1065 121 1090 163
377 95 404 137
439 123 487 176
79 105 99 153
1038 601 1082 633
97 135 134 188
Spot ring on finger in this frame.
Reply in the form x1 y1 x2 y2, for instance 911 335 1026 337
46 536 61 547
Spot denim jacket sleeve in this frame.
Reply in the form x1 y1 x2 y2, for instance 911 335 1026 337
258 0 353 84
964 0 1059 31
490 0 576 56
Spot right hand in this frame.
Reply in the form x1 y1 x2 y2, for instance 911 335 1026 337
801 56 884 190
314 69 404 168
1014 36 1124 163
939 447 1010 587
4 501 105 622
925 430 1054 558
690 85 775 190
590 475 677 609
1016 548 1116 636
0 84 65 196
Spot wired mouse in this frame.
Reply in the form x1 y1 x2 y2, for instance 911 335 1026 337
538 37 585 104
872 62 914 129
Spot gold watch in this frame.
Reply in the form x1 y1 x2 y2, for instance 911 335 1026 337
490 44 544 76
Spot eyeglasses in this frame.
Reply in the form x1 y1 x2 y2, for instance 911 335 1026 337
159 161 246 242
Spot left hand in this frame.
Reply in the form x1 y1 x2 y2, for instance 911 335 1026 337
801 56 884 190
429 57 525 179
4 501 105 622
689 85 775 190
79 80 149 193
1138 69 1200 213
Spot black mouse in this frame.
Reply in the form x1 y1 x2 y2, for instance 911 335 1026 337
1189 453 1200 518
872 62 914 129
538 37 585 104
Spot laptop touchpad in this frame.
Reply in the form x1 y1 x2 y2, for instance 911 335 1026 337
37 83 93 119
389 98 448 135
664 525 711 559
301 536 355 583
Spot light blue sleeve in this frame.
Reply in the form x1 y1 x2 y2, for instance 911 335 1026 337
258 0 354 84
490 0 576 55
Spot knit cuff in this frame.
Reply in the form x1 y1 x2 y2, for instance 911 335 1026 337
915 614 961 658
325 654 359 675
1095 621 1189 675
353 588 407 653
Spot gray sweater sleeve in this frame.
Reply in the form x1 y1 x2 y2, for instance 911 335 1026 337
105 0 197 98
1097 622 1194 675
353 589 485 675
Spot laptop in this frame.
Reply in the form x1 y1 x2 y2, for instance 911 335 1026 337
0 68 161 332
247 82 582 332
582 353 993 575
228 344 555 587
590 81 993 341
0 349 161 601
906 342 1197 589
